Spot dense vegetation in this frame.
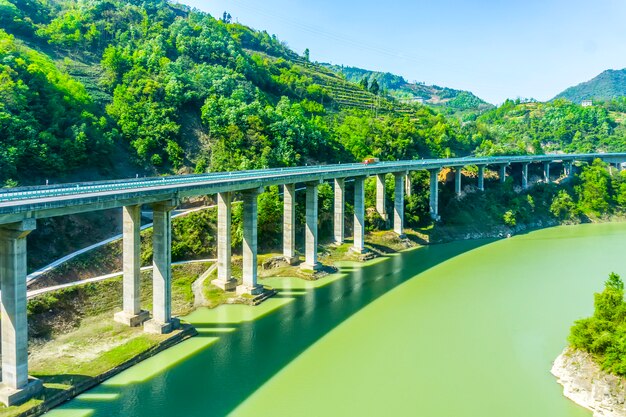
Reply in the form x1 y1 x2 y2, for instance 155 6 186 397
554 69 626 103
323 63 492 111
0 0 487 187
439 159 626 231
473 99 626 155
569 272 626 376
3 0 626 191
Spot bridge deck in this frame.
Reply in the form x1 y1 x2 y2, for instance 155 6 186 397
0 153 621 224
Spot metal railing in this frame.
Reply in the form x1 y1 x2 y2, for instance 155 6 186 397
0 153 622 204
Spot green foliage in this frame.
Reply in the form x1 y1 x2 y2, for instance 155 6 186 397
0 29 112 183
4 0 625 190
568 273 626 376
502 210 516 226
555 69 626 103
475 99 626 155
550 190 578 220
575 159 611 215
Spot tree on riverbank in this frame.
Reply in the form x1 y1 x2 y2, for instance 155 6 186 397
568 273 626 376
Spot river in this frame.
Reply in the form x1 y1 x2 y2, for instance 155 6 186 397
46 223 626 417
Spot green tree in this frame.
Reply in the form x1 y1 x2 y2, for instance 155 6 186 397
550 190 578 220
359 76 368 90
369 78 380 95
576 159 611 214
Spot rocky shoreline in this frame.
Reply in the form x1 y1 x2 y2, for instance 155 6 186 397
552 348 626 417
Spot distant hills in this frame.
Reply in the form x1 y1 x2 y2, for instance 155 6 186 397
322 64 493 112
554 69 626 103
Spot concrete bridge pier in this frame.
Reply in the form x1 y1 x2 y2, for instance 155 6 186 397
144 201 178 334
376 174 388 221
522 163 529 189
212 192 237 291
393 173 405 236
282 184 298 265
0 219 42 406
564 162 573 177
499 164 508 183
352 176 366 253
333 178 345 245
544 162 551 183
301 182 321 271
454 168 462 196
477 165 485 191
237 189 263 296
115 205 149 327
429 169 440 221
405 173 412 197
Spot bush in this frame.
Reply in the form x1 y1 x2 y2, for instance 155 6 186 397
568 273 626 376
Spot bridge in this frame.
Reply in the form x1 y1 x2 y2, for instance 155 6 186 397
0 152 624 405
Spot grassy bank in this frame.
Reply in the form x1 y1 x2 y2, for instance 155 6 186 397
0 262 211 417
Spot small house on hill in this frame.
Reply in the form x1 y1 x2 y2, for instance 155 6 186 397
581 100 593 107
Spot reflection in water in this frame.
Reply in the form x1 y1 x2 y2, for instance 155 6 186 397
46 239 489 417
47 224 626 417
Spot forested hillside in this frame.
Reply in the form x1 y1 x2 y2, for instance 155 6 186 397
323 63 493 113
2 0 626 190
0 0 482 187
472 98 626 155
554 69 626 103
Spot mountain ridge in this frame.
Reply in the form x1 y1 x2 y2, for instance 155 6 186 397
554 68 626 103
321 63 493 112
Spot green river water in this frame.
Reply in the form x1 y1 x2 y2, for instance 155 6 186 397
46 223 626 417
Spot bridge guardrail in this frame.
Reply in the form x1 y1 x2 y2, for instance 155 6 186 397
0 153 622 204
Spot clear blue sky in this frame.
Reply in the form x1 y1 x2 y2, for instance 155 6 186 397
181 0 626 104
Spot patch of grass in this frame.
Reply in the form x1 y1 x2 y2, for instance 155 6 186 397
0 399 44 417
201 266 241 308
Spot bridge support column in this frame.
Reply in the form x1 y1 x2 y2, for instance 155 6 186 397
376 174 387 221
115 205 149 327
499 164 507 184
477 165 485 191
394 173 405 236
144 201 178 334
283 184 298 265
522 163 529 190
429 169 439 221
334 178 345 245
237 189 263 296
405 173 412 197
566 162 574 177
455 168 462 196
0 219 42 406
302 182 321 271
352 176 366 253
544 162 551 183
212 192 237 290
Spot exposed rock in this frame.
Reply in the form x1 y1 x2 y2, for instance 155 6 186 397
357 251 378 262
552 348 626 417
297 265 338 281
262 256 288 270
227 288 277 306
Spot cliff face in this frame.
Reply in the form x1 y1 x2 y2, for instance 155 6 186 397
552 348 626 417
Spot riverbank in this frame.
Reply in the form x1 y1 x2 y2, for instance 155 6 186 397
1 227 425 416
552 348 626 417
47 222 626 417
9 217 625 417
0 262 211 417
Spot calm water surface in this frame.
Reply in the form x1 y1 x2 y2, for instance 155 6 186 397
47 223 626 417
